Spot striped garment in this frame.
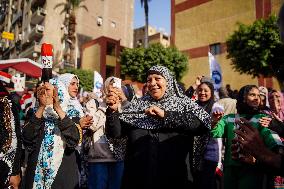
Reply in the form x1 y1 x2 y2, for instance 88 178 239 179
212 113 283 167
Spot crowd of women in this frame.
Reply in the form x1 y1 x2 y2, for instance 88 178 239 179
0 64 284 189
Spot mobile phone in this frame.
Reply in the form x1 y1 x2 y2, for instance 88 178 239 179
112 77 121 89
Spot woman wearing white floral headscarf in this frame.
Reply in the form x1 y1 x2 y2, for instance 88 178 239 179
23 73 93 189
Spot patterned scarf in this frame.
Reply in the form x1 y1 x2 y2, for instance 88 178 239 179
58 73 84 118
0 96 17 185
33 75 83 189
120 65 211 130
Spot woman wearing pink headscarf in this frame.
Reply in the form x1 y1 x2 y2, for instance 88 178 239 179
268 90 284 122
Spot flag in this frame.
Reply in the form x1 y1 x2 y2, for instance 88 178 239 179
12 74 25 92
208 52 222 90
93 71 103 97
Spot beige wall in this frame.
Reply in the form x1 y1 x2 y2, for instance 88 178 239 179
81 44 101 72
134 26 170 47
175 0 187 5
271 0 284 14
174 0 282 90
76 0 134 48
106 55 116 67
175 0 256 50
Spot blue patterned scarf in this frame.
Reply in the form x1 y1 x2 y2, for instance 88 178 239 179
33 77 83 189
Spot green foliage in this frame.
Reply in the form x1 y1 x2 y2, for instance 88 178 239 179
120 43 188 82
60 68 93 91
226 15 284 81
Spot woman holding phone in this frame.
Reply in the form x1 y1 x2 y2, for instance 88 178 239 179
105 65 211 189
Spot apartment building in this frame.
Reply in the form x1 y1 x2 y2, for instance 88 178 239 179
0 0 134 69
171 0 284 89
133 25 170 48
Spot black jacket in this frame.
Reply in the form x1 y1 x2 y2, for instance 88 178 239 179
23 115 80 189
106 109 207 189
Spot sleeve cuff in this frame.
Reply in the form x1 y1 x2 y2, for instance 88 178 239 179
58 115 73 130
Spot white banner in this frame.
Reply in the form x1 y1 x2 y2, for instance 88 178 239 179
208 52 222 90
93 71 103 97
12 74 25 92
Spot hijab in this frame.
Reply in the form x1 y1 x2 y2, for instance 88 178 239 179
58 73 84 118
0 96 18 186
269 90 284 121
119 65 211 130
33 73 83 188
193 81 214 172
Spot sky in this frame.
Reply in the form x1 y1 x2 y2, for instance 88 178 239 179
134 0 171 35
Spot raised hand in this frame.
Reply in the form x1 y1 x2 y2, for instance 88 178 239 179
259 117 272 127
79 114 94 129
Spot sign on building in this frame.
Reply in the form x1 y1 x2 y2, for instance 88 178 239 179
1 31 14 40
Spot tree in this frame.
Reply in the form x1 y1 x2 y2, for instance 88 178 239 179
60 68 94 91
55 0 88 68
226 15 284 89
120 43 188 82
140 0 150 48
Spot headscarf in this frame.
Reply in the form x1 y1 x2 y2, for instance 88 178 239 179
119 65 211 130
259 86 269 108
193 81 215 172
58 73 84 118
269 90 284 121
236 85 260 116
0 96 18 186
33 74 83 189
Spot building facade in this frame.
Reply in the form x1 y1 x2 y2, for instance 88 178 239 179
81 36 122 79
0 0 134 69
133 25 170 48
171 0 284 89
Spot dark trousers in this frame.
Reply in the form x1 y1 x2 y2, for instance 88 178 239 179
88 161 124 189
193 160 218 189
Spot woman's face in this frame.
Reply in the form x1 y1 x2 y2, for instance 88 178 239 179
269 91 282 111
68 77 79 98
197 83 212 102
259 95 266 107
146 74 167 100
245 87 260 108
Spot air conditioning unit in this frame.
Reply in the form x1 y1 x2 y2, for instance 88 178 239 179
37 25 44 32
65 13 69 18
97 17 103 26
11 5 16 10
18 34 22 40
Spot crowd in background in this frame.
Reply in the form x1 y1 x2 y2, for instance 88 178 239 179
0 65 284 189
1 3 284 188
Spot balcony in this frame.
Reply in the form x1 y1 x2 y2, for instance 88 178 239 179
19 41 41 59
28 24 44 41
30 7 47 25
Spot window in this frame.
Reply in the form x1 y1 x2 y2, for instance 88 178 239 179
111 21 116 28
106 42 115 56
209 43 221 55
106 65 115 78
